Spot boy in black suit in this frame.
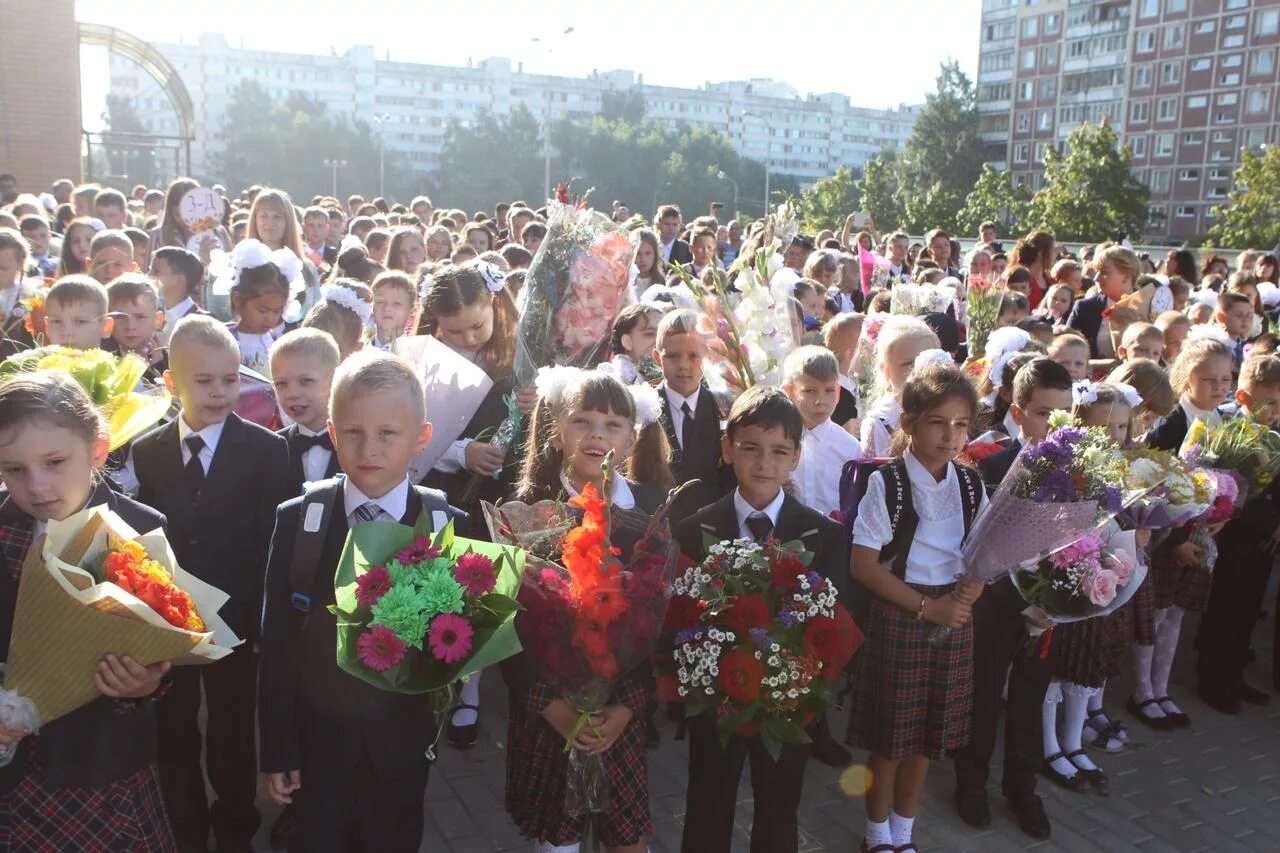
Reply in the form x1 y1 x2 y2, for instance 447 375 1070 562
654 308 733 522
954 358 1071 840
132 315 291 853
270 328 343 495
675 386 846 853
259 350 464 853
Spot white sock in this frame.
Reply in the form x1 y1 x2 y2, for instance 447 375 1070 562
1089 681 1105 713
865 817 891 847
889 811 915 846
534 843 579 853
1130 644 1162 714
1153 606 1186 714
1062 684 1099 771
452 670 481 726
1042 682 1075 777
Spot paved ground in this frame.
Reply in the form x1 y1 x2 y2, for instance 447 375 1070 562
247 575 1280 852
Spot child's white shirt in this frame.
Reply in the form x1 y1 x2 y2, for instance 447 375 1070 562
860 397 900 458
852 450 987 586
795 419 863 516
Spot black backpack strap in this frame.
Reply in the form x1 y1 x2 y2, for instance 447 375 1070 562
954 463 982 541
288 480 341 614
879 459 919 581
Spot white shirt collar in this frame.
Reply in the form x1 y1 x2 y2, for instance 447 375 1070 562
178 415 226 455
733 487 785 534
558 471 636 510
165 296 195 327
1181 397 1222 428
297 423 327 438
665 384 698 415
1002 407 1022 442
342 476 411 523
904 449 954 489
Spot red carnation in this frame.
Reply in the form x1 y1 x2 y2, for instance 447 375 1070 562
663 594 703 634
804 606 864 674
725 593 772 638
717 648 764 704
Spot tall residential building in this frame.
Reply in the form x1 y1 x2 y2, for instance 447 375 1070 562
108 33 920 194
977 0 1280 241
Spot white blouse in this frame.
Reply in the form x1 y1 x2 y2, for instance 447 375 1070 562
859 397 900 459
851 451 987 586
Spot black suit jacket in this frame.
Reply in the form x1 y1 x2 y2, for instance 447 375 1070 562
664 239 692 268
258 477 463 775
278 423 342 497
676 492 850 603
133 413 290 641
1066 294 1109 358
1144 404 1188 452
0 483 167 788
658 383 734 521
977 439 1022 492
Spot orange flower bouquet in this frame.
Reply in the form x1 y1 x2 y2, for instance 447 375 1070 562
4 505 242 724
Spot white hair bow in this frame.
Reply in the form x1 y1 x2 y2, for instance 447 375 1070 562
320 284 373 327
473 261 506 293
912 348 954 372
989 350 1021 388
1113 382 1143 409
627 381 662 426
984 326 1031 365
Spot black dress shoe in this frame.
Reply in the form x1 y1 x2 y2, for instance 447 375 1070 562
955 788 991 829
809 724 852 767
1009 794 1051 840
1066 750 1108 796
1198 686 1243 715
1041 752 1087 792
446 703 480 749
1127 696 1175 730
1236 679 1271 706
1156 697 1191 728
269 803 296 850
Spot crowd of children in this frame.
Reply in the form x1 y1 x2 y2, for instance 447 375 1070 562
0 174 1279 853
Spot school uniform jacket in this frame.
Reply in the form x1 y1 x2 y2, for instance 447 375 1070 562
278 423 342 496
977 439 1022 492
658 383 734 520
1066 294 1109 359
0 483 167 788
132 413 290 642
258 477 464 776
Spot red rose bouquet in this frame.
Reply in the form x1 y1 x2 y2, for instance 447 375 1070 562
660 538 862 759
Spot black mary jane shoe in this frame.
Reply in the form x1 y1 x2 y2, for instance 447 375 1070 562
446 703 480 749
1041 752 1088 792
1127 695 1176 731
1156 696 1191 728
1066 749 1108 796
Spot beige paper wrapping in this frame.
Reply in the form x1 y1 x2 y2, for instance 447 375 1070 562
5 505 243 724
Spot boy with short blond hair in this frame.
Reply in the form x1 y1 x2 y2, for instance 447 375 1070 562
1155 310 1190 364
1117 322 1164 364
369 271 418 349
1048 332 1090 382
88 228 139 285
270 328 343 494
45 274 113 349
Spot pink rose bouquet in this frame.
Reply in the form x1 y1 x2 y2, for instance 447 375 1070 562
1011 527 1143 623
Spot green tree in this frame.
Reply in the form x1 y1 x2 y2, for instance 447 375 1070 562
434 104 545 210
1024 120 1149 243
956 164 1030 236
897 61 983 232
1208 145 1280 250
800 166 862 232
600 88 646 124
856 151 906 233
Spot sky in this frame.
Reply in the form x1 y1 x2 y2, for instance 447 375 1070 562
77 0 981 128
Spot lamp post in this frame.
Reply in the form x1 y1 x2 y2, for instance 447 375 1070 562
742 110 774 215
531 27 575 202
371 114 389 199
716 170 740 219
322 158 347 198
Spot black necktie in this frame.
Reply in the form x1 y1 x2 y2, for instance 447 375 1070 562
680 401 696 455
746 513 773 543
295 431 333 452
184 435 206 501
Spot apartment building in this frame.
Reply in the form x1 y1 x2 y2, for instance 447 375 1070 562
977 0 1280 240
108 33 920 192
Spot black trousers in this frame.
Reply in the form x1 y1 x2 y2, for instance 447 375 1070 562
1197 547 1271 694
953 578 1052 802
158 646 260 851
681 714 809 853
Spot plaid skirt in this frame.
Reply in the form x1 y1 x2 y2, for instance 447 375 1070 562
1129 576 1157 645
0 763 175 852
1152 559 1213 613
850 583 974 760
505 677 651 847
1053 603 1130 688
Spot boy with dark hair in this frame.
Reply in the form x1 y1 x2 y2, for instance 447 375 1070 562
124 226 152 271
93 187 129 230
105 273 165 371
88 228 138 285
954 356 1072 840
151 246 208 340
18 214 56 277
1216 291 1255 372
675 385 846 853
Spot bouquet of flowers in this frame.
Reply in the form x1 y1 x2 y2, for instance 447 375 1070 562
660 539 862 759
1194 468 1243 525
3 505 240 725
1117 448 1214 529
482 471 680 841
890 282 958 317
515 185 636 386
1180 417 1280 499
961 413 1135 583
1012 526 1143 623
857 244 892 296
963 276 1003 361
329 510 523 727
0 346 171 450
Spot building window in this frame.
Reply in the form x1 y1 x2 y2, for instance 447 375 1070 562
1178 168 1199 180
1134 66 1153 88
1148 206 1167 228
1226 15 1246 29
1021 48 1037 70
1194 20 1216 34
1251 49 1276 76
1040 78 1057 98
1023 17 1039 38
1217 91 1239 105
1186 94 1208 108
1131 100 1150 122
1222 53 1243 68
1014 143 1030 163
1139 0 1158 18
1018 81 1033 100
1223 34 1245 48
1152 170 1170 192
1160 62 1181 84
1137 30 1156 53
1016 112 1031 132
1045 13 1061 33
1220 72 1241 86
1259 9 1280 36
1176 206 1195 218
1038 110 1052 131
1040 44 1059 66
1158 97 1178 121
1245 127 1268 149
1166 0 1187 11
1155 133 1174 156
1190 57 1211 71
1034 142 1047 163
1164 25 1184 49
1131 136 1147 157
1182 132 1203 144
1226 0 1246 8
1246 89 1269 114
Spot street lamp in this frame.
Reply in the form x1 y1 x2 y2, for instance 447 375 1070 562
742 110 774 215
716 170 740 219
322 158 348 198
371 113 390 199
531 28 575 202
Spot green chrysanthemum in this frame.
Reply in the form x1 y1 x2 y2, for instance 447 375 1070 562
420 564 466 619
369 584 430 649
385 558 419 587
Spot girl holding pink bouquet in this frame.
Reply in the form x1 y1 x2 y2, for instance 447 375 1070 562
1134 334 1234 730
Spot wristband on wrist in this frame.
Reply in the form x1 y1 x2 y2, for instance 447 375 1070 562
916 595 928 621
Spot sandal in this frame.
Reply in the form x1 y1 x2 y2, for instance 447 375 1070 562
1066 749 1109 796
446 702 480 749
1085 718 1128 753
1127 695 1175 731
1041 751 1087 792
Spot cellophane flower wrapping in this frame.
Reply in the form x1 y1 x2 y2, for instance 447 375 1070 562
0 346 171 450
1194 468 1245 524
1179 417 1280 499
514 193 635 387
889 282 957 317
1012 526 1144 623
961 419 1138 582
659 538 863 760
481 484 679 823
1117 448 1213 529
963 277 1003 361
329 512 523 712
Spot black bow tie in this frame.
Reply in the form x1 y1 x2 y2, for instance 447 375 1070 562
295 432 333 452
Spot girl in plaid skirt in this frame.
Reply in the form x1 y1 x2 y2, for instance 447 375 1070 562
851 359 987 853
0 372 175 851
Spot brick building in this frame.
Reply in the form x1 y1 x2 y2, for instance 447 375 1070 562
977 0 1280 241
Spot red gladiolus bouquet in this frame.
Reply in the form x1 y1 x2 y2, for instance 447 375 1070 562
483 478 680 837
660 538 862 759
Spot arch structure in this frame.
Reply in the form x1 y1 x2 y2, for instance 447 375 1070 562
78 22 195 141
